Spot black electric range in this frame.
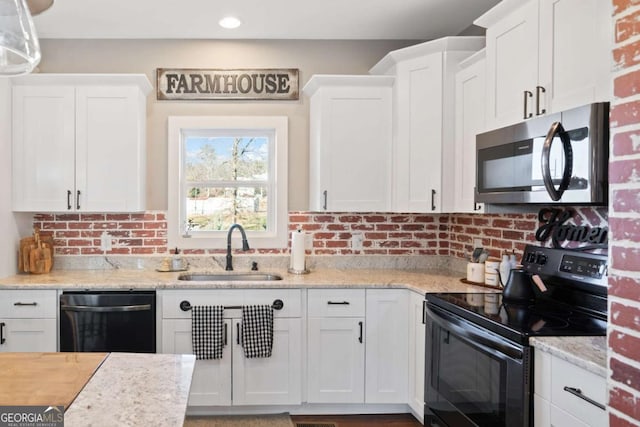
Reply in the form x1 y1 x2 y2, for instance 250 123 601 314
423 245 608 427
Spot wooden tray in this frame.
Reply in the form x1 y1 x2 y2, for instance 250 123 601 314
460 278 502 290
0 352 107 409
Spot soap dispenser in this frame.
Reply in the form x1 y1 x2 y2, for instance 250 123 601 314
172 247 183 271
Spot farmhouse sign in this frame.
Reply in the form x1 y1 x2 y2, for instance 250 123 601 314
156 68 299 100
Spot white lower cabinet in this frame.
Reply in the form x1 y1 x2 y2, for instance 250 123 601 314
232 318 302 405
534 349 606 427
307 289 366 403
407 291 426 420
0 290 57 352
162 318 233 406
306 289 409 405
160 289 302 407
365 289 408 404
307 316 365 403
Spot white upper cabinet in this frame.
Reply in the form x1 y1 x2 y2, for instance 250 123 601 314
12 74 152 212
370 37 485 213
303 75 394 212
476 0 612 130
454 50 486 213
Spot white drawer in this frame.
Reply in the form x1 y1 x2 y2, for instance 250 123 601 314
160 289 301 318
550 357 606 427
308 289 365 317
0 290 57 318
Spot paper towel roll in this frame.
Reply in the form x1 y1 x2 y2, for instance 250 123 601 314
290 230 306 271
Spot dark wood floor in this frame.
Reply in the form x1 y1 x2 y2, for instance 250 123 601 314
291 413 422 427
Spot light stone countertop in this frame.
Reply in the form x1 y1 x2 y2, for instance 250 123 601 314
64 352 195 427
530 336 607 378
0 267 498 295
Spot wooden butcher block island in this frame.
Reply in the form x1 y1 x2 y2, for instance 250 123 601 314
0 352 196 427
0 352 107 409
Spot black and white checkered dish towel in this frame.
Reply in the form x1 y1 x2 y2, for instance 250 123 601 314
191 305 224 360
241 305 274 358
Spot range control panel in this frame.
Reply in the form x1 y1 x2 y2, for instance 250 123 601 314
521 245 608 289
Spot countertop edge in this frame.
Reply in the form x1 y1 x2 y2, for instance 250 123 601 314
530 336 607 378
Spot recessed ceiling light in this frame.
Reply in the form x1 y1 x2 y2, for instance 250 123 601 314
219 16 241 29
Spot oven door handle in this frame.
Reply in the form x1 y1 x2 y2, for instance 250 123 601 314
60 304 152 313
427 304 523 360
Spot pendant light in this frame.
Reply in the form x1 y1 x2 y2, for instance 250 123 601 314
0 0 41 75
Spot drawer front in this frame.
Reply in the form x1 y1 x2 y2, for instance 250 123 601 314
0 290 57 318
550 404 589 427
308 289 365 317
551 357 606 426
160 289 301 319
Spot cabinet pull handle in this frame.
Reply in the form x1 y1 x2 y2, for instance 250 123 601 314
223 323 228 346
358 321 363 343
322 190 328 210
0 322 5 344
563 386 605 410
473 202 482 211
67 190 72 210
536 86 546 116
422 300 427 325
13 302 37 307
236 322 241 345
327 301 350 305
76 190 81 210
431 189 436 211
523 90 533 119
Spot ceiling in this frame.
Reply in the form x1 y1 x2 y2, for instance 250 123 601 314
32 0 499 40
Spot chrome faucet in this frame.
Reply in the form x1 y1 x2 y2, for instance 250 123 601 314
226 223 250 271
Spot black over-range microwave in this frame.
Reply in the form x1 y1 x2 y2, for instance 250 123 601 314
475 102 609 205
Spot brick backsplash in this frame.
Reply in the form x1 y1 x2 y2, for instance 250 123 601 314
33 208 607 260
610 1 640 425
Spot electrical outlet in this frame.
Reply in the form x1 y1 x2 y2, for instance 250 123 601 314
352 232 364 251
473 238 483 248
100 232 112 251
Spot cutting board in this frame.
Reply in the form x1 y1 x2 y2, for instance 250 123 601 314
0 352 107 409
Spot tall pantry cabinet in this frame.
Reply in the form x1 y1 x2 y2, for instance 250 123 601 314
11 74 151 212
369 37 485 213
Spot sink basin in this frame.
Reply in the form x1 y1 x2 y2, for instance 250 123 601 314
178 273 283 281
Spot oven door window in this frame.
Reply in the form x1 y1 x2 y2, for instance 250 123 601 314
431 325 506 426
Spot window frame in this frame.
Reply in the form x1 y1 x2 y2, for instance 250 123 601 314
167 116 288 250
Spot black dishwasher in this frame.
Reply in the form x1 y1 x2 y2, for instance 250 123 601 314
60 291 156 353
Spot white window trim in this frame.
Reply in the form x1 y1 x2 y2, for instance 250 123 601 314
168 116 288 250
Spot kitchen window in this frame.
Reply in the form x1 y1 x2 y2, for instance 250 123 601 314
167 116 288 249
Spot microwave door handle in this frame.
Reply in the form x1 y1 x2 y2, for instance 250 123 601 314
541 121 573 201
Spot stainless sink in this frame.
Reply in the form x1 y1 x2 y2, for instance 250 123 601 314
178 273 283 281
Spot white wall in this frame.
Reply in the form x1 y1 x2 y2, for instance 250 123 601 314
0 78 32 277
38 39 417 211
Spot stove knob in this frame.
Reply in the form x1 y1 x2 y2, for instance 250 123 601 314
536 254 547 265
